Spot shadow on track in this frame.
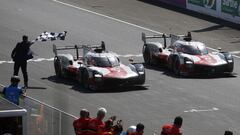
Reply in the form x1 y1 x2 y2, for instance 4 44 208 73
41 76 148 93
137 0 240 30
144 64 238 79
27 86 47 90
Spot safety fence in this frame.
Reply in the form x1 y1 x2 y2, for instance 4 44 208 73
19 96 77 135
0 82 77 135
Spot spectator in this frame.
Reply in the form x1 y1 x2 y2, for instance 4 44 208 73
11 35 35 88
88 107 107 135
121 125 136 135
161 116 183 135
130 123 144 135
101 119 114 135
2 76 25 105
111 120 123 135
73 109 90 135
224 130 233 135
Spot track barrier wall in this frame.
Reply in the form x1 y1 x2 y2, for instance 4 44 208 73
157 0 240 24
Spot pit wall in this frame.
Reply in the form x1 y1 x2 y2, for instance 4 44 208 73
157 0 240 24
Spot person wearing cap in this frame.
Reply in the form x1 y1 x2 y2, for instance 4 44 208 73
73 109 90 135
2 76 25 105
160 116 183 135
88 107 107 135
11 35 35 88
129 123 144 135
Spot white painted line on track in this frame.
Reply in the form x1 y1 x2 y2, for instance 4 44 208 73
0 54 142 64
0 83 78 119
52 0 240 59
184 107 219 113
230 51 240 54
52 0 162 35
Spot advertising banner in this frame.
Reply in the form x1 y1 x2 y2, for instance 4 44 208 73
221 0 240 17
188 0 217 10
157 0 186 8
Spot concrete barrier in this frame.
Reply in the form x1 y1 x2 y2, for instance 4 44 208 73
186 0 240 24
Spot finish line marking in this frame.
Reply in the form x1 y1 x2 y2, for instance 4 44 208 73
184 107 219 113
0 54 143 64
52 0 240 59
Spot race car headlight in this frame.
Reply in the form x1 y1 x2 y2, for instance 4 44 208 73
138 71 144 75
94 74 102 78
184 57 193 64
227 59 233 63
225 54 233 62
94 74 103 82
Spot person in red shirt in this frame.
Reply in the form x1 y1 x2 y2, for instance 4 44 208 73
88 107 107 135
161 116 183 135
130 123 144 135
73 109 90 135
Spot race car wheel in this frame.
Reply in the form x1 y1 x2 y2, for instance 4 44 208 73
54 57 62 77
82 70 89 89
143 46 152 65
173 58 180 76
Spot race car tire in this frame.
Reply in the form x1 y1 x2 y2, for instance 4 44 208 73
82 70 89 89
143 45 152 65
173 58 180 76
54 57 62 77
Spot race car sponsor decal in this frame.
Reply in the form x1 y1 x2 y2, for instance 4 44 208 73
182 53 227 65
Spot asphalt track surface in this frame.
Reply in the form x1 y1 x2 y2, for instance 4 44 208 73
0 0 240 135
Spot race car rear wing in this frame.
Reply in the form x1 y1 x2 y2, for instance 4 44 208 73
142 32 170 48
53 41 106 59
170 32 192 44
142 32 192 47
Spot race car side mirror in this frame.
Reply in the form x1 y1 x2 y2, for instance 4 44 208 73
217 47 222 52
129 58 134 63
168 48 173 52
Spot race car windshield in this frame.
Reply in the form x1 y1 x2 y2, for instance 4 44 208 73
182 45 208 55
94 56 120 67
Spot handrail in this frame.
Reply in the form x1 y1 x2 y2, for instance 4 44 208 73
0 83 78 119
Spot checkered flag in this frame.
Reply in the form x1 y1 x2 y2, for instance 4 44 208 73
34 31 67 42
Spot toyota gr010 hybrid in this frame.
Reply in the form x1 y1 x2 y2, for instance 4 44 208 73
53 42 145 90
142 32 234 76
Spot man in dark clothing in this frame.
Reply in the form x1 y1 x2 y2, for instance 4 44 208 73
11 35 35 88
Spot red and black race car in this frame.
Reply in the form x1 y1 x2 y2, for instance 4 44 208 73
53 42 145 90
142 32 234 76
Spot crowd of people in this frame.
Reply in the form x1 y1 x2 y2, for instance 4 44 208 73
73 107 145 135
73 108 234 135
